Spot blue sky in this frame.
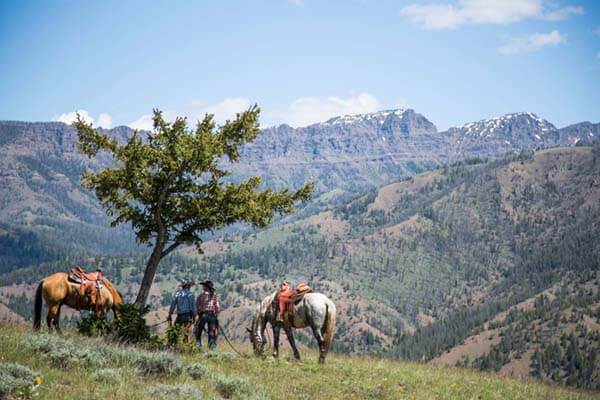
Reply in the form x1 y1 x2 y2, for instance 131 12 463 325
0 0 598 130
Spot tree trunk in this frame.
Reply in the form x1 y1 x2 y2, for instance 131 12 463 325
134 176 178 308
134 240 164 308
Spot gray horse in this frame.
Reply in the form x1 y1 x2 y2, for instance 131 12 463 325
247 291 336 364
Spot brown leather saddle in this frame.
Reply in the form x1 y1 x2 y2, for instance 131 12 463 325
292 283 312 305
275 283 313 319
68 266 104 306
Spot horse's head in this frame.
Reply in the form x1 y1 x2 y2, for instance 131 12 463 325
246 327 265 355
92 286 114 319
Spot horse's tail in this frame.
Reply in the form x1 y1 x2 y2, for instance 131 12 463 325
322 301 336 351
33 281 44 330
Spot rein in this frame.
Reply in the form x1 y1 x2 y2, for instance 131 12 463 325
150 319 169 328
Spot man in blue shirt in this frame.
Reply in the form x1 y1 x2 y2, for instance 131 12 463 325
167 280 197 343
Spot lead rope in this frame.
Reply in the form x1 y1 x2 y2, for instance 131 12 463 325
218 325 249 358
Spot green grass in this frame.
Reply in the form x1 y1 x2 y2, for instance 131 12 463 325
0 323 598 400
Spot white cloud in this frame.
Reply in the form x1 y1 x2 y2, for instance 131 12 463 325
128 94 396 130
54 109 94 125
53 109 113 128
267 93 382 127
128 113 157 131
541 5 584 21
190 98 252 124
400 4 464 29
498 30 566 54
127 98 253 131
401 0 582 30
97 113 113 129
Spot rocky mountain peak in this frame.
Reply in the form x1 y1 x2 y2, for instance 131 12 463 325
320 109 408 127
452 112 557 141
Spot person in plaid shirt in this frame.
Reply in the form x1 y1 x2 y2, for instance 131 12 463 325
194 280 220 349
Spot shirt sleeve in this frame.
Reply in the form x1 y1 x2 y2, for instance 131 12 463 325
215 295 220 315
191 293 197 315
169 293 177 315
196 295 201 314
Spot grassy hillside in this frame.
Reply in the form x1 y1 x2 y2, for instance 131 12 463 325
1 323 598 400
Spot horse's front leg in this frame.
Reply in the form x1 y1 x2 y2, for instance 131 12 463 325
54 304 62 334
285 327 301 360
272 325 281 358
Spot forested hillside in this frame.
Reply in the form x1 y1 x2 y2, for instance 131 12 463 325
2 144 599 389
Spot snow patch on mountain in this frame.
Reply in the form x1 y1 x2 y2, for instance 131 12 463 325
455 112 557 140
320 109 407 126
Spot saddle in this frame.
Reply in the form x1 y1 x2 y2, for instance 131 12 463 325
276 283 313 323
293 283 312 305
68 266 104 306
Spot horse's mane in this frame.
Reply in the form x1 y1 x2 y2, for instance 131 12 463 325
251 292 276 331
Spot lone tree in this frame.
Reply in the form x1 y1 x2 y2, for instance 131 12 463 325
75 106 313 307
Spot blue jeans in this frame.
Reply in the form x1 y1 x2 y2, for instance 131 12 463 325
195 313 218 349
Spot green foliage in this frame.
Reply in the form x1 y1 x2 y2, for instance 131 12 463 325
22 334 66 354
2 323 598 400
133 351 182 377
112 303 157 344
24 334 106 370
0 362 42 399
165 323 185 348
204 351 236 362
185 362 208 380
96 344 182 377
77 314 112 337
90 368 122 384
213 373 251 398
75 107 313 306
24 332 181 378
148 383 203 400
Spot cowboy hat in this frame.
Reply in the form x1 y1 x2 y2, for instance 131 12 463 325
199 280 214 289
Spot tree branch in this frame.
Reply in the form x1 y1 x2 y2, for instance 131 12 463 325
161 241 181 258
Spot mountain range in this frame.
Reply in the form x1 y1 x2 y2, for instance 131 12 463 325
1 109 598 264
233 109 599 192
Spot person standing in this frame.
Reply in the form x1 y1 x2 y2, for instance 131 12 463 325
167 280 197 343
195 280 220 350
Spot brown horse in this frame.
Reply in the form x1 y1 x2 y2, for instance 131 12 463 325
33 272 123 332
